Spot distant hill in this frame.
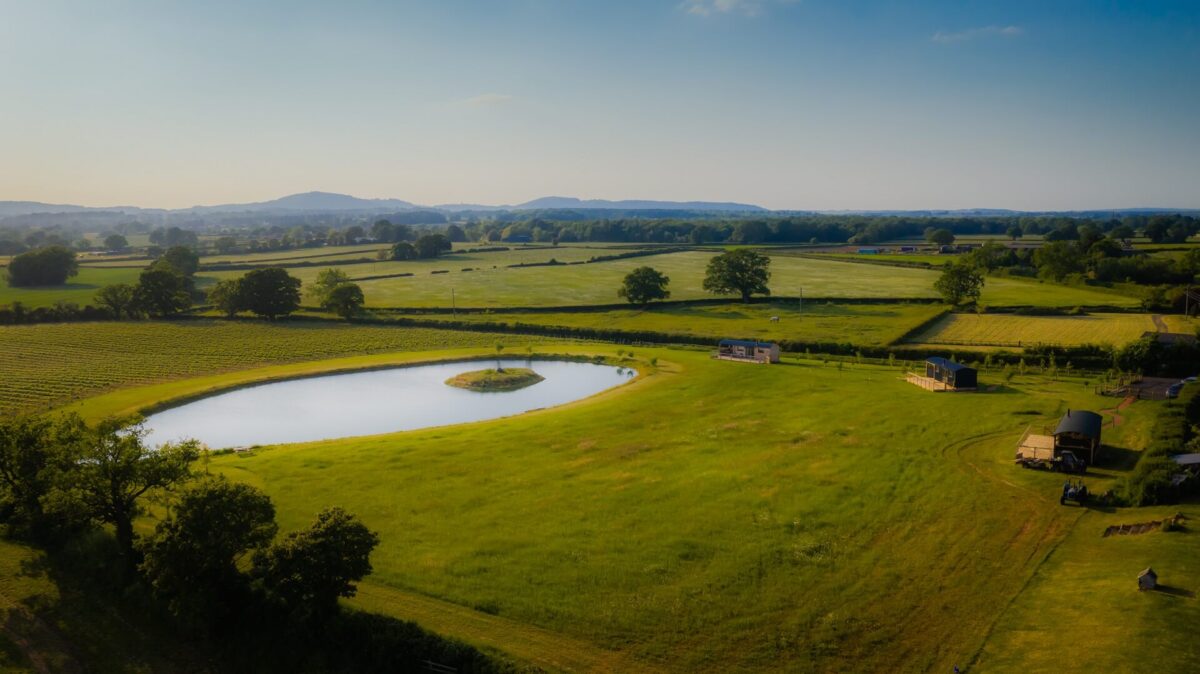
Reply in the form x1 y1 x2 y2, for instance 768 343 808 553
511 196 767 212
187 191 417 213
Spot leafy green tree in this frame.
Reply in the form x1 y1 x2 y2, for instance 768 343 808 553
324 283 365 318
0 415 87 540
206 279 244 318
140 477 277 622
56 419 199 568
1108 225 1135 240
1006 226 1022 241
415 233 452 259
445 224 467 242
103 234 129 251
153 246 200 277
253 507 379 620
5 246 79 286
96 283 138 319
617 266 671 305
388 242 418 261
214 236 239 254
702 249 771 302
238 268 301 320
306 268 352 307
925 228 955 246
1033 241 1086 281
134 268 192 317
934 261 985 305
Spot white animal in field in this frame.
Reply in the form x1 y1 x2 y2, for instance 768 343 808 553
769 316 780 323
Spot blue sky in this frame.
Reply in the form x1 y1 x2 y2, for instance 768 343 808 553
1 0 1198 210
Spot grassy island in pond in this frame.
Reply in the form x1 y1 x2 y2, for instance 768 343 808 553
445 367 544 391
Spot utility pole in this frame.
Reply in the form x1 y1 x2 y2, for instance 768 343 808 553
452 288 456 316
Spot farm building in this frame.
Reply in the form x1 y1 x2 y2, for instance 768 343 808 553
716 339 780 364
1054 409 1103 464
924 358 977 390
1138 568 1157 591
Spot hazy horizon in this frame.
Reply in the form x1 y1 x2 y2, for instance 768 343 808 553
3 1 1198 211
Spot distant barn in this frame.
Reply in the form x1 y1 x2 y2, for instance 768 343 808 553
924 357 977 390
1054 409 1103 464
716 339 780 364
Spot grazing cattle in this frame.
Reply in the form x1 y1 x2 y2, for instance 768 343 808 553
769 316 780 323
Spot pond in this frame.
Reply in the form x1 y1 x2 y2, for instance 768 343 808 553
143 359 635 448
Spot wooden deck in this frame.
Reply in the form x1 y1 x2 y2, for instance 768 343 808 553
906 372 956 391
1015 429 1055 461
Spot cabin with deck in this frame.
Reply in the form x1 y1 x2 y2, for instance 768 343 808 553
1054 409 1102 465
716 339 780 364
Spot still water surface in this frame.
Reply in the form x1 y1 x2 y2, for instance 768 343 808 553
144 359 633 448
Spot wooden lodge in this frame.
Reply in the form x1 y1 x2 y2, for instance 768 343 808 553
1054 409 1103 464
716 339 780 364
906 357 977 392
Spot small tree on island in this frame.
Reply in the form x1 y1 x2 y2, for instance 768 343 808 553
702 249 771 303
934 261 984 306
617 266 671 305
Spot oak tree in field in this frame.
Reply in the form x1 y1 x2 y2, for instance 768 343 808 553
934 261 985 305
133 268 192 316
206 279 244 318
618 266 671 305
415 233 452 259
238 267 302 320
153 246 200 277
5 246 79 287
140 477 277 622
325 283 365 318
703 249 771 302
388 241 418 261
306 268 353 307
253 507 379 620
925 228 955 246
103 234 130 251
57 418 199 570
96 283 138 319
0 414 86 541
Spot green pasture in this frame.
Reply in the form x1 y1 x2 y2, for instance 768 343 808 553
390 301 945 346
0 267 142 308
907 312 1163 348
74 347 1150 673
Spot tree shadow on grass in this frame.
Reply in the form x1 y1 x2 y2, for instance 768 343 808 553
1096 444 1141 471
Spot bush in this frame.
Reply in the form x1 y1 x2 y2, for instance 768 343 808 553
6 245 78 286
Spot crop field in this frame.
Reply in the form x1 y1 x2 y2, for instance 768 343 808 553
906 312 1163 348
0 321 536 417
389 301 946 346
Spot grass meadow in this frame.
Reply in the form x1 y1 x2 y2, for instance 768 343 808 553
389 301 946 346
64 343 1160 672
908 312 1163 348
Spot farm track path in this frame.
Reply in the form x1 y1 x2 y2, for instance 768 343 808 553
1099 395 1136 428
351 582 664 674
1151 314 1168 333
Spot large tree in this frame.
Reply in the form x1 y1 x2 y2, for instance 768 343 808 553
0 414 86 540
306 268 353 307
59 419 199 568
414 233 452 259
1033 241 1086 281
617 266 671 305
934 261 985 305
103 234 130 251
96 283 138 319
238 267 302 320
206 279 244 318
154 246 200 277
925 228 955 246
324 283 365 318
133 268 192 317
253 507 379 620
5 246 79 287
140 477 277 623
702 249 771 302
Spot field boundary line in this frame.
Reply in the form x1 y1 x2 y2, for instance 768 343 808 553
350 582 663 673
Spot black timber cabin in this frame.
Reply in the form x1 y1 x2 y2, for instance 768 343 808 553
1054 409 1103 464
924 357 977 390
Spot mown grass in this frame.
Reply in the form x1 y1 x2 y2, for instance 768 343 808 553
0 321 536 417
389 301 946 346
100 349 1151 672
907 312 1163 348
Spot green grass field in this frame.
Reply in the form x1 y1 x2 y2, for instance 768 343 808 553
907 312 1163 348
390 301 945 346
0 321 536 417
59 341 1162 672
0 267 143 308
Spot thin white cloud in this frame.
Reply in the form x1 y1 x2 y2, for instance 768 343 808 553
460 93 515 107
932 25 1024 43
681 0 796 18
